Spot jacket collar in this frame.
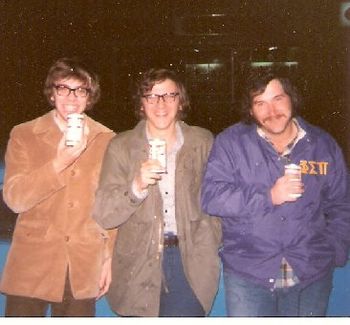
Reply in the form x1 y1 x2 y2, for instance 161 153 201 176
127 120 200 167
248 116 314 141
178 121 198 150
130 120 148 145
32 110 113 147
128 120 150 162
248 116 315 159
288 116 318 147
32 110 58 134
129 119 199 149
32 110 61 148
85 113 114 142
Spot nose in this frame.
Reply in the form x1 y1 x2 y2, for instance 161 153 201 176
157 97 166 107
67 91 78 100
266 102 278 115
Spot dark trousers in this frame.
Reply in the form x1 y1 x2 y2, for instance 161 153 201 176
5 275 95 317
159 246 205 317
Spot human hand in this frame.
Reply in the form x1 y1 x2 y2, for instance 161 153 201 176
96 257 112 300
52 127 88 173
133 159 162 192
270 175 304 205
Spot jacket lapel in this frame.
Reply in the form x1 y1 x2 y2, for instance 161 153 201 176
130 120 149 160
85 115 114 144
33 110 113 147
32 110 62 149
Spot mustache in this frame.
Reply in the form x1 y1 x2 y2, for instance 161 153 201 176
262 114 287 124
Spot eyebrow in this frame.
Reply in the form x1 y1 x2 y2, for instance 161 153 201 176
253 92 286 103
55 84 88 89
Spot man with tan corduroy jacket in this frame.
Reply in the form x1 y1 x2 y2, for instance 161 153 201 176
0 58 116 317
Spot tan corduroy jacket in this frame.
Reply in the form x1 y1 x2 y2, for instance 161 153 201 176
0 110 116 302
93 120 222 316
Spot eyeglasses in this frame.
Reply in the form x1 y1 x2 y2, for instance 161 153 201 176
142 92 179 104
54 85 90 98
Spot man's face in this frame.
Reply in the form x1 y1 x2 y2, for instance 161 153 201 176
51 78 90 124
141 78 181 137
250 79 294 139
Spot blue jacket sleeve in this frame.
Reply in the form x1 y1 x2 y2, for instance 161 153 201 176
201 132 274 219
322 143 350 266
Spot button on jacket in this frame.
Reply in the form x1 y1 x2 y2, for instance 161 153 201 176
93 120 222 316
0 111 116 302
201 117 350 289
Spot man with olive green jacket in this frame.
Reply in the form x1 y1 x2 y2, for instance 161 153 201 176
92 68 221 317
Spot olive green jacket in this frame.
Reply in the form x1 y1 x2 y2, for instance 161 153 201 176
93 120 222 316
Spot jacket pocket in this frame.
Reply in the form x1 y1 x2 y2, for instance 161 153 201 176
179 157 200 191
116 220 151 255
13 221 49 243
189 214 217 248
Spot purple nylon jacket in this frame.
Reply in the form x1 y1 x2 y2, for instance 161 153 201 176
201 117 350 289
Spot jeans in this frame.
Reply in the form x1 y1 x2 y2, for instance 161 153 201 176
159 246 205 317
224 269 333 317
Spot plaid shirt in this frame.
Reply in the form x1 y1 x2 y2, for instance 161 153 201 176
257 119 306 288
274 258 300 289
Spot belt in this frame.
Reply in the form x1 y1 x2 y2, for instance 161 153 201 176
163 235 179 248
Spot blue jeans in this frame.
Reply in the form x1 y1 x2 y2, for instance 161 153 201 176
224 270 333 316
159 246 205 317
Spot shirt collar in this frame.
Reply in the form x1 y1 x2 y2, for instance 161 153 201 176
146 122 184 154
257 118 306 156
52 110 66 132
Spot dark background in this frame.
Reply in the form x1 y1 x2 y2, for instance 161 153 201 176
1 1 350 237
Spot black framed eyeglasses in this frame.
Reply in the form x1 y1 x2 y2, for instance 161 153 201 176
142 92 179 104
54 85 90 98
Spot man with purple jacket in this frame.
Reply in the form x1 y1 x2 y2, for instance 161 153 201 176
201 69 350 316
